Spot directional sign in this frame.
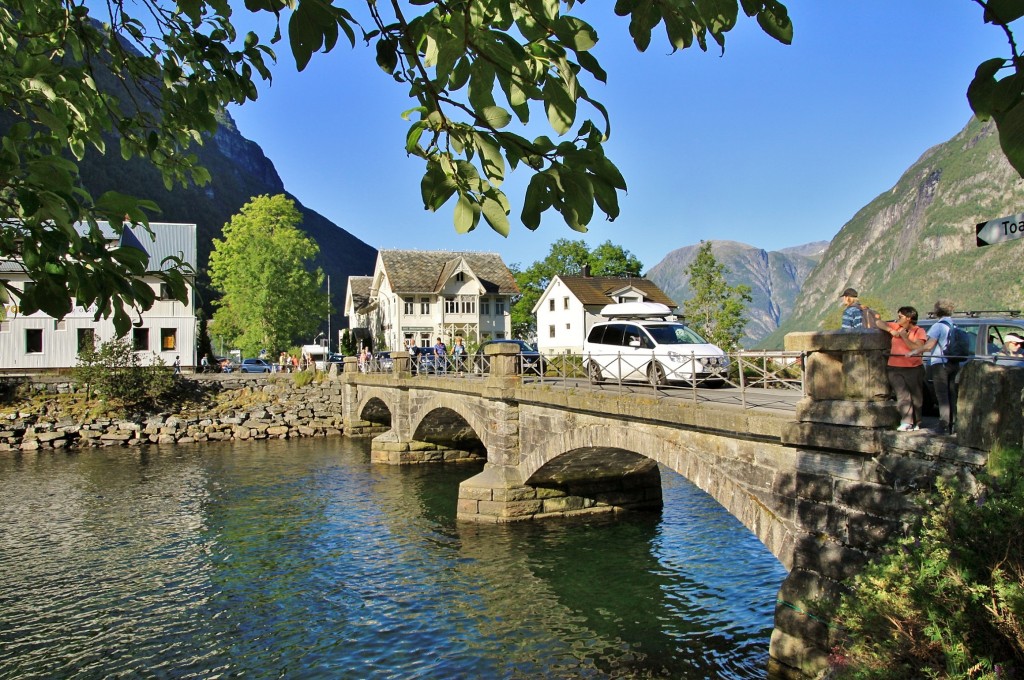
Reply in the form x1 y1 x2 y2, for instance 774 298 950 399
977 213 1024 247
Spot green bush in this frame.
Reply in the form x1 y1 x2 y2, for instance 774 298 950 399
828 447 1024 679
74 338 174 408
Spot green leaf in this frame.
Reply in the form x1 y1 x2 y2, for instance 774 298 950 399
543 78 576 135
376 37 399 74
481 105 512 129
474 132 506 185
995 100 1024 176
453 194 480 233
984 0 1024 24
755 3 793 45
522 173 554 230
553 16 599 52
481 193 511 236
968 59 1008 118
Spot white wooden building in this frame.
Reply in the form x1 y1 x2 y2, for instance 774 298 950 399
346 250 518 351
532 272 677 355
0 222 198 372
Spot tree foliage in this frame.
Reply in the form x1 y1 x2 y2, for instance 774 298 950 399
681 241 751 350
0 0 789 334
209 195 329 357
7 0 1024 338
74 337 174 408
511 237 642 337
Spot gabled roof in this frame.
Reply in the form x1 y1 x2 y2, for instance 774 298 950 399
377 250 519 295
556 275 677 307
0 221 197 273
346 275 373 313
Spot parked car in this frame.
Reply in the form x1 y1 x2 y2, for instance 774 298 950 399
240 358 273 373
410 346 439 374
583 302 728 386
475 339 546 375
375 352 393 371
917 311 1024 362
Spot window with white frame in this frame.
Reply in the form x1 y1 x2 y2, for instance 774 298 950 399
548 325 555 338
420 297 430 314
455 272 465 282
157 282 174 300
618 295 639 303
53 319 66 331
404 297 414 314
480 298 490 315
445 296 476 314
563 296 569 310
549 299 555 311
496 301 505 315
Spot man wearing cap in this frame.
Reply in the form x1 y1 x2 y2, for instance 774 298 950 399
996 333 1024 367
840 287 869 330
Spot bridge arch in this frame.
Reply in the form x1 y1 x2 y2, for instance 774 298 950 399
522 419 794 568
407 391 498 456
355 387 399 427
411 406 485 457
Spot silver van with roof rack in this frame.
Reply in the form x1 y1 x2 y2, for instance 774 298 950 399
917 310 1024 362
583 302 729 386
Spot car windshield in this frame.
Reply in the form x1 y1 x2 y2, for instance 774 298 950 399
644 324 709 345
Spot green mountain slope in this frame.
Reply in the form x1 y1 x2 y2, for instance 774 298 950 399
763 117 1024 348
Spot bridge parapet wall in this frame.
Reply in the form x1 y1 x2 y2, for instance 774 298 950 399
783 330 898 454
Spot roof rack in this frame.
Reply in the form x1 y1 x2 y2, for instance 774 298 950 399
925 310 1022 319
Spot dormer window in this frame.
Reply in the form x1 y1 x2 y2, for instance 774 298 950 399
455 272 465 282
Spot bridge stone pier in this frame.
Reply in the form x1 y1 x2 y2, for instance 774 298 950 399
338 333 1007 678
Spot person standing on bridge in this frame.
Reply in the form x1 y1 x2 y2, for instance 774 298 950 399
839 288 880 330
911 300 958 435
434 336 448 374
882 306 928 431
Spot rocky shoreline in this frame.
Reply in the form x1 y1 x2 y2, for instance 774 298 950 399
0 374 352 452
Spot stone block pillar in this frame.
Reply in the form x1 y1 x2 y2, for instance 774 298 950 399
392 350 411 376
484 342 521 388
781 330 898 454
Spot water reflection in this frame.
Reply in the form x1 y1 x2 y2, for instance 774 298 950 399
0 438 785 679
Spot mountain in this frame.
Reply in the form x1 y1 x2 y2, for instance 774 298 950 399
77 111 378 316
762 117 1024 347
647 240 828 345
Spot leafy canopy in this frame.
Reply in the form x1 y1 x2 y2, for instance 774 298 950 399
8 0 1024 338
681 241 751 350
511 237 642 337
208 194 329 357
0 0 790 335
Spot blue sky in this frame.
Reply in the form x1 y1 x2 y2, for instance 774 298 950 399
228 1 1003 273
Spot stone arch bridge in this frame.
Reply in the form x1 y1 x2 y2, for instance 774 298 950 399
335 333 1015 678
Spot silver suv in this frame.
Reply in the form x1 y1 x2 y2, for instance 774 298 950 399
583 303 728 386
917 310 1024 361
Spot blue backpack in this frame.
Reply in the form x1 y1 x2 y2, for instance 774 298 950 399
940 319 972 363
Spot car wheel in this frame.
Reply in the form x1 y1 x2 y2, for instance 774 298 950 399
588 360 603 384
648 361 668 386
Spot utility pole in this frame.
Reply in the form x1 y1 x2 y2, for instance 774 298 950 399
326 274 331 354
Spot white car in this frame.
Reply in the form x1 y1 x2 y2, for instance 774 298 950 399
583 303 729 386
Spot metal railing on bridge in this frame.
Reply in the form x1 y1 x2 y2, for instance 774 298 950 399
357 349 805 412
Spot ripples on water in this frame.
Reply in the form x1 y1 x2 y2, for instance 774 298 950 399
0 438 786 679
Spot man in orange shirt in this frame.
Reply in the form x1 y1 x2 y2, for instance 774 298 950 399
881 306 929 431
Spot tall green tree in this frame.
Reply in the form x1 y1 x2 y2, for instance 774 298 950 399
682 242 752 351
511 238 642 337
209 195 329 357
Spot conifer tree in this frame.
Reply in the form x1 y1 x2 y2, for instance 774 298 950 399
682 242 752 351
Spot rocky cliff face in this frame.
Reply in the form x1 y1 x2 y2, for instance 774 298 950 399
764 117 1024 347
647 240 826 345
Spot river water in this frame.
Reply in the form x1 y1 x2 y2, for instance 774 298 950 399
0 437 787 679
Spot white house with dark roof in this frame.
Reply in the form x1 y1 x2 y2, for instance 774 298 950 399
532 271 677 355
0 222 197 372
346 250 519 351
